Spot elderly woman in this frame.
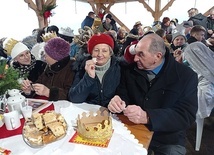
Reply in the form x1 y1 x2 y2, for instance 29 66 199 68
169 32 188 62
68 33 127 107
22 37 75 101
3 38 46 82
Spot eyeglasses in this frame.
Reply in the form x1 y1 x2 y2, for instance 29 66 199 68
18 51 31 60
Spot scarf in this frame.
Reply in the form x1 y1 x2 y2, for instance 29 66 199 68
12 54 36 78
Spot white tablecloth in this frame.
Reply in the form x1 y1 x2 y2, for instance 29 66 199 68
0 101 147 155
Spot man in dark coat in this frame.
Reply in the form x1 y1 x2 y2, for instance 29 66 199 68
108 33 198 155
81 11 95 29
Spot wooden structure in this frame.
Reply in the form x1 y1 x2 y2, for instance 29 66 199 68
24 0 57 28
76 0 176 31
24 0 213 31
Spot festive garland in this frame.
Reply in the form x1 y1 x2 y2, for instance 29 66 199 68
39 4 57 19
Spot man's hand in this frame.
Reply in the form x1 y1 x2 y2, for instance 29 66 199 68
123 105 149 124
108 95 126 113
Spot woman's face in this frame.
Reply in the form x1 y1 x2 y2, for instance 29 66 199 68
14 50 31 65
91 44 112 66
43 52 57 65
173 36 186 46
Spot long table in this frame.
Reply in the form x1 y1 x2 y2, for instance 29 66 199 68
0 101 152 154
117 114 153 150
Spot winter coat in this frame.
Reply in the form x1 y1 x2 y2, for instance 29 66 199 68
81 16 94 29
188 13 207 29
207 16 214 38
68 56 121 107
35 56 75 101
116 50 198 146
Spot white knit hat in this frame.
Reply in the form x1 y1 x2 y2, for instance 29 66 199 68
3 38 29 59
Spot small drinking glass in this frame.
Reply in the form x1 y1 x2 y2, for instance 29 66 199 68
21 106 32 119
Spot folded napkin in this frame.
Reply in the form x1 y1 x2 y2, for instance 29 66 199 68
0 103 54 139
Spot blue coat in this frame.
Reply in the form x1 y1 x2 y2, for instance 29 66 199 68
69 57 121 107
117 51 198 146
81 16 94 29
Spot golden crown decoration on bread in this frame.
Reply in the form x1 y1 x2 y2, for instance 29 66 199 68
76 109 113 142
3 38 19 56
41 32 58 42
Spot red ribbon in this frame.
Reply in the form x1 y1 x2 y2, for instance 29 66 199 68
44 11 52 19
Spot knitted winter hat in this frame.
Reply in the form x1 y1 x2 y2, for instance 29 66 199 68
87 33 114 54
44 37 70 61
3 38 29 59
172 32 187 42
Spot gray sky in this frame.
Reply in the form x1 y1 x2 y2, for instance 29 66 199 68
0 0 213 40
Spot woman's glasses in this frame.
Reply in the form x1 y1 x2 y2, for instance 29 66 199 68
18 51 31 60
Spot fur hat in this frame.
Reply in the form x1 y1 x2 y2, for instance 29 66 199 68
87 33 114 54
134 21 142 27
59 27 74 37
172 32 187 42
44 37 70 61
3 38 29 59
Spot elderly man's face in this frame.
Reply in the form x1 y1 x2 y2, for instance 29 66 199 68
134 39 161 70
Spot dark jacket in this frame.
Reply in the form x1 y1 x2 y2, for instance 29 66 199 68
207 16 214 38
28 60 46 82
69 56 121 107
81 16 94 29
188 13 207 29
116 51 198 146
35 56 75 101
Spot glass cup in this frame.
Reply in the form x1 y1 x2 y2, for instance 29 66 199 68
21 106 32 119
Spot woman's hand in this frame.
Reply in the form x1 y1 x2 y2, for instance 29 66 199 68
21 79 32 95
85 59 96 78
32 83 50 97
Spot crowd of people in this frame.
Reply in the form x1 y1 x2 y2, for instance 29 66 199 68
0 7 214 155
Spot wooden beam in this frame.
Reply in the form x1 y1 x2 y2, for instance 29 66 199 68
154 0 161 21
159 0 175 18
138 0 154 15
87 0 116 4
101 5 130 31
203 6 214 16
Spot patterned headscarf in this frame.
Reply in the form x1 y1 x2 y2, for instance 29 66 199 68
12 54 36 78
